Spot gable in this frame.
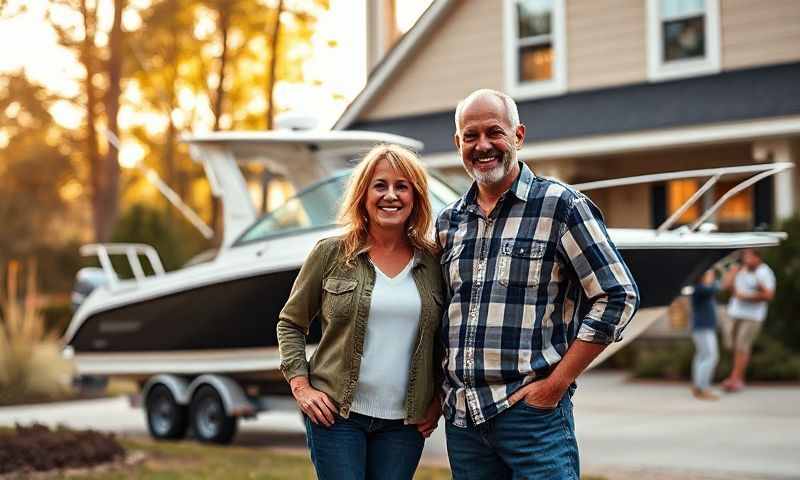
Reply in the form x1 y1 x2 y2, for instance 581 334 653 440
360 1 504 121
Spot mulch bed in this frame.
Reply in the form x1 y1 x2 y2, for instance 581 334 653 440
0 424 125 475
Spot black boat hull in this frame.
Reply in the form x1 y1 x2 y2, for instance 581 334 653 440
67 247 731 354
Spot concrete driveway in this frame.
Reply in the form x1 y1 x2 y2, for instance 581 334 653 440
1 371 798 479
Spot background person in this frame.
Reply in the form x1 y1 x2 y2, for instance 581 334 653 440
720 248 776 392
276 144 443 480
690 269 720 400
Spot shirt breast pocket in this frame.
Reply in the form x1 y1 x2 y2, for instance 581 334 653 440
441 243 465 288
498 239 547 289
322 277 358 320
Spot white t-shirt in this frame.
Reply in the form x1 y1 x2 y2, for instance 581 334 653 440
727 263 776 322
350 258 421 420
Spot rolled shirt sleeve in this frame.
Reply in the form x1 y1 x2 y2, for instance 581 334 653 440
558 196 640 344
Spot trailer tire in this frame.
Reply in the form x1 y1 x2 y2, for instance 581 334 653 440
145 384 189 440
190 385 238 444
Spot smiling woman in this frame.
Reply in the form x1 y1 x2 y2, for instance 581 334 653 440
276 143 445 480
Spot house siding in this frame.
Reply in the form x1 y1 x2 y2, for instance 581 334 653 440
350 63 800 155
356 0 800 123
362 1 504 121
566 0 647 92
721 0 800 70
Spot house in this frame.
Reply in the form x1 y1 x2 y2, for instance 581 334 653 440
336 0 800 231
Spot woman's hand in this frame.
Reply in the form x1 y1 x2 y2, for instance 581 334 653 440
416 396 442 438
290 376 337 427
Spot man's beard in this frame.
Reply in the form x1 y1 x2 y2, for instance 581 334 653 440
466 149 514 186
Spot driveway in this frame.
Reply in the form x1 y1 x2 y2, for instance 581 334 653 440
2 371 798 479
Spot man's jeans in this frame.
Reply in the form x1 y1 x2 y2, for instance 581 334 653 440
303 412 424 480
446 392 579 480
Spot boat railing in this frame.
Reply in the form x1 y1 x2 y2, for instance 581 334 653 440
79 243 166 290
572 162 794 234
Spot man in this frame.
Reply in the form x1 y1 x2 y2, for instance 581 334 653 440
720 248 775 392
436 89 639 479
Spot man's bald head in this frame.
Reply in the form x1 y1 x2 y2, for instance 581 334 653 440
454 89 520 134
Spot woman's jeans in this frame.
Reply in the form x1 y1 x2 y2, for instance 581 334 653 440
445 392 579 480
303 412 424 480
692 328 719 390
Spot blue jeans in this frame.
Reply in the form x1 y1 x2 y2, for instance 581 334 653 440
445 393 579 480
692 329 719 390
303 412 424 480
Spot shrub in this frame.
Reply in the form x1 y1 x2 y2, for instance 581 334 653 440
763 214 800 353
627 333 800 382
629 339 694 380
0 260 74 406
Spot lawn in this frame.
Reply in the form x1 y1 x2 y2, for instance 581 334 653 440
1 426 604 479
61 437 606 480
63 436 452 480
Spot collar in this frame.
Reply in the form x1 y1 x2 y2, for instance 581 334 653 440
458 161 535 212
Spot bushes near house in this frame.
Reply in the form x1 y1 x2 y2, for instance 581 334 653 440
627 333 800 382
762 214 800 353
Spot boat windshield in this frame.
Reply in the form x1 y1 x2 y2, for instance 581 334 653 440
233 172 461 246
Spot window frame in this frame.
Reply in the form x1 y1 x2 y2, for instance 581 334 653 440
646 0 721 81
503 0 567 100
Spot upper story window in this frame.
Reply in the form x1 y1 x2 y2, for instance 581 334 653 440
503 0 567 100
646 0 721 81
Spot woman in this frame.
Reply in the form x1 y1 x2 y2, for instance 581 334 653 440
277 144 444 480
690 269 720 400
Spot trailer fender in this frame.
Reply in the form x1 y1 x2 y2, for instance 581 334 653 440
187 374 256 417
142 374 191 405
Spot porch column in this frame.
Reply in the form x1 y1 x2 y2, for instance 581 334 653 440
754 139 796 222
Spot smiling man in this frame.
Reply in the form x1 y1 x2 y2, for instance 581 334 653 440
436 89 640 479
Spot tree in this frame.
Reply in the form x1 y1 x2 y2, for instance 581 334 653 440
46 0 129 242
0 74 84 275
126 0 328 242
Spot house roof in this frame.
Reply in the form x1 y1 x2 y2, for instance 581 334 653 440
333 0 455 130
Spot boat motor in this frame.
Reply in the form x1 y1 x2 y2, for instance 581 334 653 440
71 267 108 312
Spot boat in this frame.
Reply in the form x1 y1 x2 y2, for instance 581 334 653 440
62 132 791 377
59 130 789 442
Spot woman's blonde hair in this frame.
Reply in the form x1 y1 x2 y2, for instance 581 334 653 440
337 144 438 265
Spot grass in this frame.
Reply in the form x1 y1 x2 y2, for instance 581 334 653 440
56 436 606 480
62 436 452 480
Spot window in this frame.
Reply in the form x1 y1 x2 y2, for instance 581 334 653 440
667 179 700 224
504 0 566 99
647 0 720 81
715 180 754 228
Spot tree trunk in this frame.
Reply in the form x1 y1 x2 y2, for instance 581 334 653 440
80 0 103 243
99 0 125 241
164 0 180 216
210 0 232 244
212 0 230 132
266 0 284 130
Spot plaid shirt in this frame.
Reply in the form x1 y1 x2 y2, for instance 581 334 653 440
436 162 639 427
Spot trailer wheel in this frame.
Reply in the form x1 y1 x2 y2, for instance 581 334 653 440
146 384 188 440
190 385 238 444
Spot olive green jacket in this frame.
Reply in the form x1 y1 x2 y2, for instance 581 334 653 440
277 236 444 423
